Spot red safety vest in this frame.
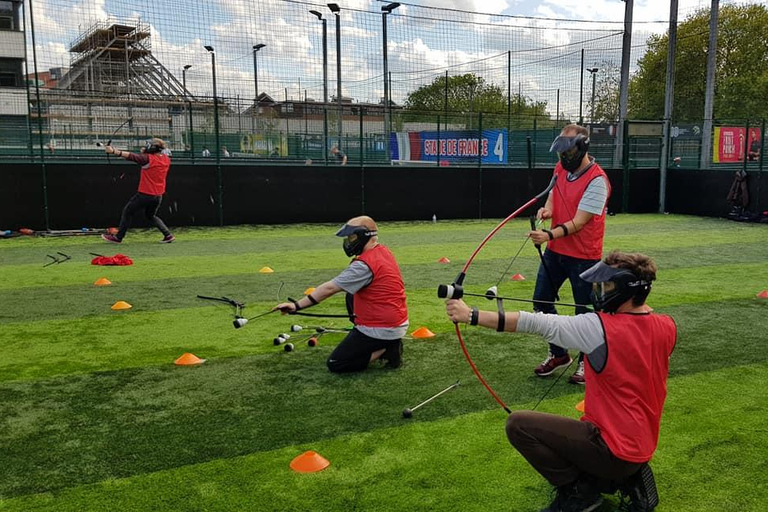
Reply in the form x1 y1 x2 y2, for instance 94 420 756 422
353 244 408 328
583 312 677 463
547 162 610 260
138 153 170 196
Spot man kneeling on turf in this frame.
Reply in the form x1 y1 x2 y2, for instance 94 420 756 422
275 216 408 372
445 251 676 512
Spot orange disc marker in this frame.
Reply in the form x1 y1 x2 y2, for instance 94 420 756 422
757 290 768 299
575 400 585 412
511 273 526 281
290 451 330 473
304 287 317 295
411 327 436 338
259 267 274 273
174 353 206 366
437 257 451 264
110 301 132 310
94 278 112 286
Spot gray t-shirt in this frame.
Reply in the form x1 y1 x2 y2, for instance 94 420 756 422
333 261 408 340
565 159 609 215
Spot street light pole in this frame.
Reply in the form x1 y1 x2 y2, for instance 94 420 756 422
183 64 193 157
252 43 266 133
579 48 585 125
587 67 599 126
328 3 342 145
204 45 223 225
310 10 329 164
382 3 400 163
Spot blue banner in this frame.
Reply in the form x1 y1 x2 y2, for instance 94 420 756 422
390 129 507 164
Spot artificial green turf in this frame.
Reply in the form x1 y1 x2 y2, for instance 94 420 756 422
1 363 765 511
1 215 767 510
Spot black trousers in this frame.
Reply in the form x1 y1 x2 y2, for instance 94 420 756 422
506 411 642 487
326 328 399 373
116 193 171 240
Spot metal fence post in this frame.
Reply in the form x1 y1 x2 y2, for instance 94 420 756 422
359 108 364 166
436 114 441 168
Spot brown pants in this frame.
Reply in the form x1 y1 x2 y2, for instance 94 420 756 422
506 411 642 487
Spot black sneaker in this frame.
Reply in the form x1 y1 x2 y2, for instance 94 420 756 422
382 339 403 368
619 464 659 511
541 481 603 512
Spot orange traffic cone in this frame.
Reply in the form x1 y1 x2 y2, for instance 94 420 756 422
437 257 450 264
111 301 132 310
575 400 585 412
511 273 526 281
94 277 112 286
259 267 274 273
290 451 330 473
304 287 317 295
411 327 436 338
174 353 206 366
757 290 768 299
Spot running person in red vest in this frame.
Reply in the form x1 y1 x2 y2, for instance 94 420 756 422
101 138 175 244
529 124 611 384
446 251 675 512
274 216 408 372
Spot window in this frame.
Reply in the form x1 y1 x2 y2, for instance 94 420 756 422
0 58 22 87
0 1 21 31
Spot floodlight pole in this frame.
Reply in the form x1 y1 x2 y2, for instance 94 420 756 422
205 45 223 225
328 3 342 145
311 10 329 164
587 67 599 125
659 0 678 213
183 65 194 157
382 3 400 163
253 44 266 133
614 0 633 168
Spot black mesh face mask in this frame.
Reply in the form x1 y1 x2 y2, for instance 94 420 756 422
336 224 377 257
580 261 652 312
550 134 589 172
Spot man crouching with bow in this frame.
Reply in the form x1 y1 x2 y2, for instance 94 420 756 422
445 251 675 512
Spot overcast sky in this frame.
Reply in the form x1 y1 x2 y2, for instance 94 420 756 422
29 0 767 116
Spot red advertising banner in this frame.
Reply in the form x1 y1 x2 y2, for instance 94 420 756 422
713 127 762 163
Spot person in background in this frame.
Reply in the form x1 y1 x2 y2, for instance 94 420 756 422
101 138 175 244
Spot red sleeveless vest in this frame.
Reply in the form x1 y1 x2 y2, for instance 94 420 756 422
547 162 610 260
583 312 677 462
138 153 170 195
353 245 408 328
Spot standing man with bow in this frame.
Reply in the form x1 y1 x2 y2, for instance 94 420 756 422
446 251 676 512
528 124 611 384
274 216 408 373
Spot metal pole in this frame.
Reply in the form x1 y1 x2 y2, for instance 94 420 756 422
208 48 223 226
507 50 511 132
334 12 342 144
322 19 329 164
556 88 560 126
659 0 678 213
444 70 448 130
700 0 719 169
21 0 33 158
28 0 49 230
579 48 584 125
590 71 597 125
615 0 634 168
382 10 390 162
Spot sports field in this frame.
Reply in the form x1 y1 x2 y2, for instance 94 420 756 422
1 215 767 511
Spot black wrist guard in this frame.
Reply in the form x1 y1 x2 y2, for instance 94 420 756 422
307 294 319 305
555 223 569 237
543 229 554 241
470 306 479 326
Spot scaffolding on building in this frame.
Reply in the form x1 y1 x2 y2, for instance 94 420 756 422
56 18 188 98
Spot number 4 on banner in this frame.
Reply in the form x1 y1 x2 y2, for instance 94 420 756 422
494 133 504 162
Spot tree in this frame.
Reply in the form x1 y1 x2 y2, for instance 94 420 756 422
629 4 768 122
402 73 551 128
